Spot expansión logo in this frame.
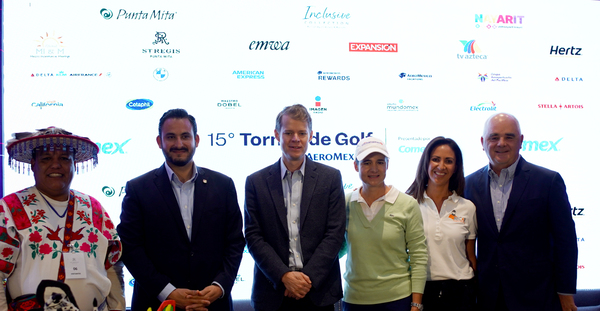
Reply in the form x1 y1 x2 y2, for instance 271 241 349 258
100 8 177 20
126 99 153 110
521 138 562 152
233 70 264 79
458 40 488 59
387 100 418 112
550 46 582 57
32 31 70 58
399 72 432 80
311 96 327 114
470 101 497 111
350 43 397 52
32 101 64 109
475 14 525 29
142 32 180 58
317 71 350 81
153 68 168 81
303 6 351 29
249 41 290 50
554 77 583 82
538 103 583 110
479 73 512 82
217 100 241 109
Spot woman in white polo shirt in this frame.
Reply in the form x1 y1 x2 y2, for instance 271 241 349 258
406 136 477 311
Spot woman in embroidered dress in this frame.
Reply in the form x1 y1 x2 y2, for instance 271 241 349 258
0 127 122 311
406 136 477 311
340 137 427 311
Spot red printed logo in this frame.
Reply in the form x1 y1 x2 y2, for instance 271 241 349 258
349 42 398 52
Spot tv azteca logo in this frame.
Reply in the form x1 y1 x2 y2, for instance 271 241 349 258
457 40 488 59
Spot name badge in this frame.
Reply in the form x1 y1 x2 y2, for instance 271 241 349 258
64 252 87 279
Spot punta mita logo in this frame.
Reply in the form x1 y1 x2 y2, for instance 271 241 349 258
475 14 524 29
458 40 487 59
470 101 497 111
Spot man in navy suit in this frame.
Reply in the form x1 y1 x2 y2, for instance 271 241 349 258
464 113 577 311
118 109 245 311
244 104 345 311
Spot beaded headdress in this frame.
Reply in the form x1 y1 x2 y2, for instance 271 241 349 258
6 126 99 174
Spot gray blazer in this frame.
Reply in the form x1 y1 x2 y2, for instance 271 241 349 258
244 158 345 310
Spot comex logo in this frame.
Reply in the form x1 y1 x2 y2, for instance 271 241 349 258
96 139 131 155
521 138 562 152
154 68 168 81
100 8 113 20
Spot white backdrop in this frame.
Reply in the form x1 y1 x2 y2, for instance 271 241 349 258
2 0 599 304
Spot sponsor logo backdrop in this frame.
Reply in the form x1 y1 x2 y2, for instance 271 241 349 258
2 0 599 303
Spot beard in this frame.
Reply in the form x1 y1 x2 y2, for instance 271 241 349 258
162 147 195 167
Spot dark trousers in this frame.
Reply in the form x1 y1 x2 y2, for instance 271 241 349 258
342 296 412 311
263 297 334 311
423 278 476 311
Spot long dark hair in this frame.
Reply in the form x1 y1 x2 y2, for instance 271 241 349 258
406 136 465 203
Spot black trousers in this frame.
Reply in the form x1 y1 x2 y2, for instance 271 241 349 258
422 278 477 311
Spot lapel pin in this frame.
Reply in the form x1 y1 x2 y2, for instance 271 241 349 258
203 179 207 184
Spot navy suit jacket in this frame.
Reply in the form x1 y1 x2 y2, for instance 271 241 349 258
244 158 345 310
117 164 245 311
464 158 577 311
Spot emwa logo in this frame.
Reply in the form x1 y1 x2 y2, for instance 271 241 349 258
521 138 562 152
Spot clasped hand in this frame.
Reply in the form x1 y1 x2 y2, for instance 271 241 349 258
167 285 223 311
282 271 312 300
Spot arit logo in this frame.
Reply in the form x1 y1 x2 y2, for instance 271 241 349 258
475 14 524 29
349 43 397 52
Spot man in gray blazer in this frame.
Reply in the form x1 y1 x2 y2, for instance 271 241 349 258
244 104 345 311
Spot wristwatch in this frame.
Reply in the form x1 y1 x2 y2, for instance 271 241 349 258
411 302 424 311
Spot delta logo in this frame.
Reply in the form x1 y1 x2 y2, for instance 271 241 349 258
538 103 584 110
349 43 397 52
475 14 525 29
470 101 497 111
479 73 512 82
311 96 327 114
32 31 70 59
30 71 109 78
555 77 583 82
317 71 350 81
303 6 351 29
457 40 488 59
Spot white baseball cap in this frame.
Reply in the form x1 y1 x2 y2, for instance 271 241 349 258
355 136 389 161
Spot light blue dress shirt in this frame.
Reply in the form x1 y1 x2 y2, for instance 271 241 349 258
280 158 306 270
487 156 520 231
